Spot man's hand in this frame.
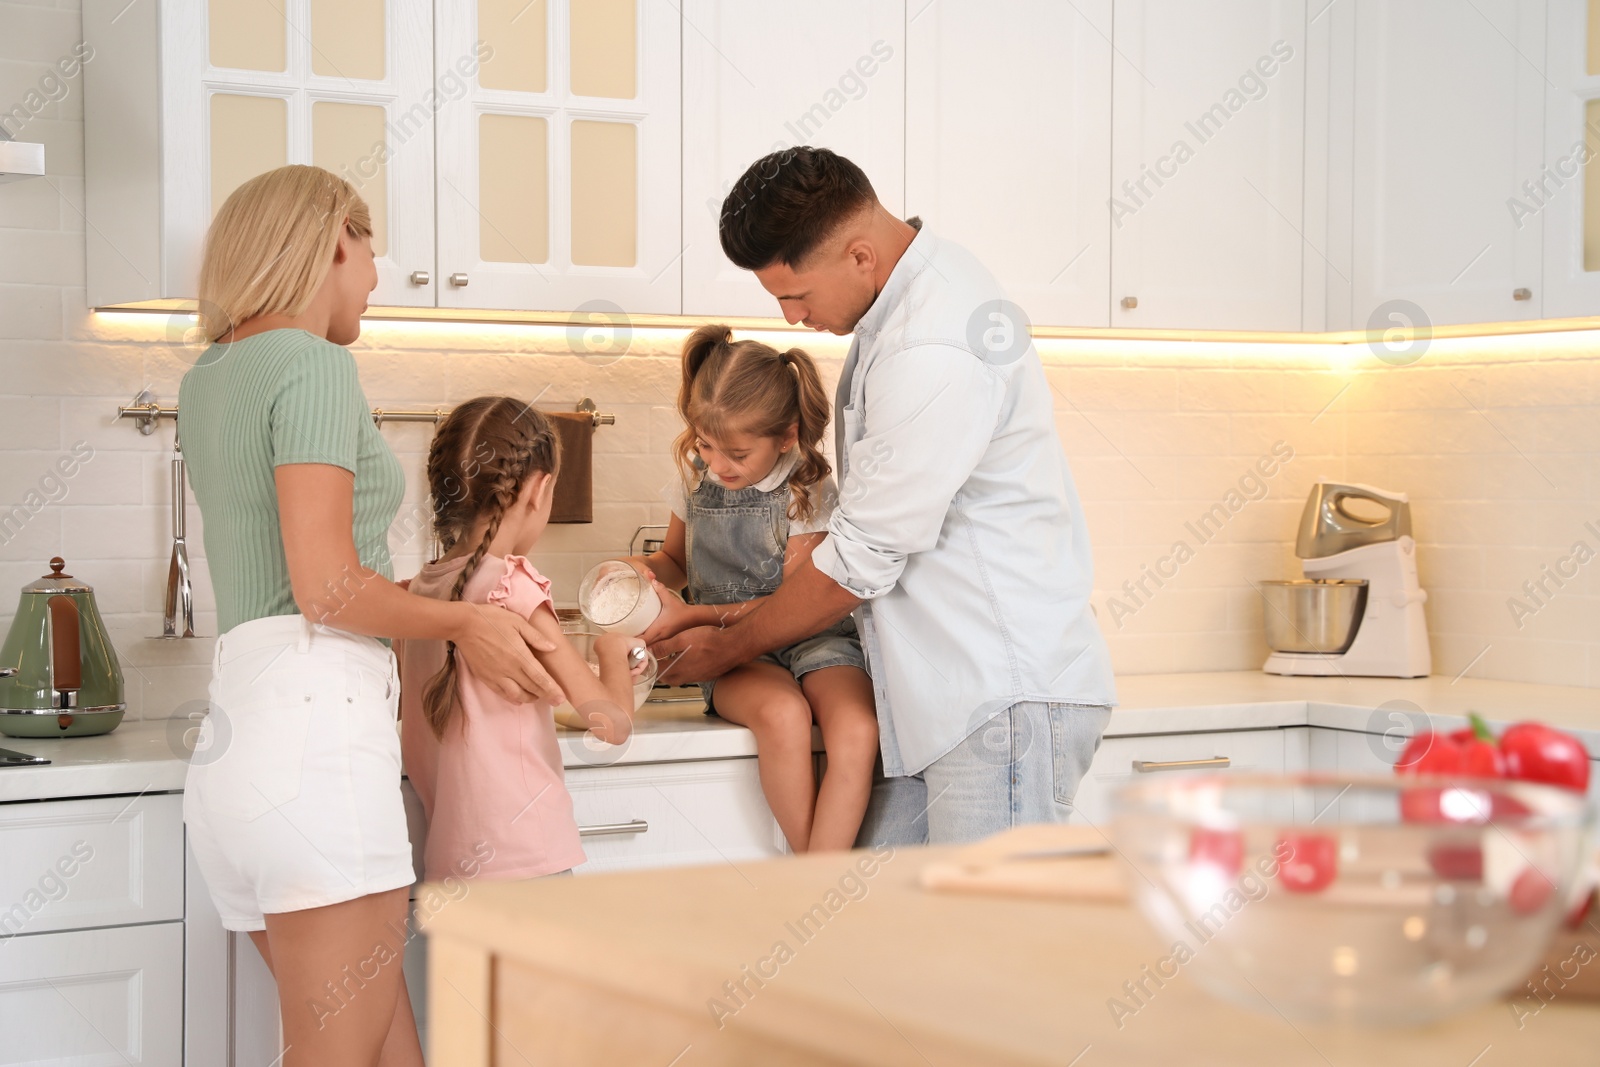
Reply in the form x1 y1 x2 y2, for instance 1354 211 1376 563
651 625 745 685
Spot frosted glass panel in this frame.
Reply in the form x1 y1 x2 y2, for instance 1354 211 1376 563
311 0 386 80
570 0 637 99
208 0 286 72
1586 99 1600 272
570 120 636 267
1589 0 1600 75
313 102 390 257
209 95 287 217
479 0 548 93
479 114 549 263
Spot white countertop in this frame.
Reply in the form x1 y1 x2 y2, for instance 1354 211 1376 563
2 672 1595 804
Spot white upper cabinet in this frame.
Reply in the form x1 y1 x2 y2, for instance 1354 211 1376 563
906 0 1112 328
85 0 437 309
1541 0 1600 318
1346 0 1546 329
434 0 681 313
1108 0 1307 331
681 0 906 318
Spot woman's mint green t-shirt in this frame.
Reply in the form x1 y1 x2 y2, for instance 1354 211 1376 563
178 328 405 637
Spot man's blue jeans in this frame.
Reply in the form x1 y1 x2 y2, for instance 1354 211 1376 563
854 702 1112 846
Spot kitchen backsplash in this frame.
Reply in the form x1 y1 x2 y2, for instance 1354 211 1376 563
1 0 1595 719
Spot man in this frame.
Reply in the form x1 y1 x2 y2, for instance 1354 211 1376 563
654 147 1115 845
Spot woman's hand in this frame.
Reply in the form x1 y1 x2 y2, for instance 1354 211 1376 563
639 581 693 644
453 603 565 705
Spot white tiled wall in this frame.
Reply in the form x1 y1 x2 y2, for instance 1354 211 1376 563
1 2 1595 724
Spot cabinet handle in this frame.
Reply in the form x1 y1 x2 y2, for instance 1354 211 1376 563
409 270 430 286
1512 287 1532 301
449 272 469 287
1121 296 1138 309
577 819 648 837
1133 756 1230 773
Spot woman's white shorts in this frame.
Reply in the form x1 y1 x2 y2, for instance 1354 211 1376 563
183 614 416 932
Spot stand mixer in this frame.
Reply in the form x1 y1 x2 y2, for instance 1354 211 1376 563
1261 482 1431 678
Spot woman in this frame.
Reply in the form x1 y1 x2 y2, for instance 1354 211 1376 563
179 164 565 1066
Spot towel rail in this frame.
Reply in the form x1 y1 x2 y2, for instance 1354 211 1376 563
115 390 615 434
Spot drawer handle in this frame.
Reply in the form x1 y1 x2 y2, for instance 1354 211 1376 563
578 819 649 837
1133 756 1230 773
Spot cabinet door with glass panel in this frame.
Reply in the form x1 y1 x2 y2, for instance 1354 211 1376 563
434 0 681 314
85 0 437 309
1542 0 1600 318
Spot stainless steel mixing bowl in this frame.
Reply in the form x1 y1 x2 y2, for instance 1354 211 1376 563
1259 579 1368 654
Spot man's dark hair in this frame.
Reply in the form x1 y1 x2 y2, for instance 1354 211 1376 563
718 146 877 271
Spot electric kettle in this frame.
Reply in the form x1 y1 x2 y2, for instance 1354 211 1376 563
0 558 127 737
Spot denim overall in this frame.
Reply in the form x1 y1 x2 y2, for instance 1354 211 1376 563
683 475 865 710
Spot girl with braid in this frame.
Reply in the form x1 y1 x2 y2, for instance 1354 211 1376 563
397 396 644 882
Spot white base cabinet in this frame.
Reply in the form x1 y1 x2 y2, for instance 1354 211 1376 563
1071 727 1291 826
0 922 185 1067
567 755 786 872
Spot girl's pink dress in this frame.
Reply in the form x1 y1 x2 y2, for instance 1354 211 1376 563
397 554 585 881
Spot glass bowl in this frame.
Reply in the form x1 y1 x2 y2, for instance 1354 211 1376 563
549 626 656 731
1109 772 1594 1027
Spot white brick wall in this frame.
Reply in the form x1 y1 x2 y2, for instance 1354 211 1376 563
1 2 1595 722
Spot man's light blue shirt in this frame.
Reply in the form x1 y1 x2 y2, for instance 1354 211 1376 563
810 224 1116 777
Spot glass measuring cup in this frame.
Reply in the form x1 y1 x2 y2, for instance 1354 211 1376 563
577 559 661 636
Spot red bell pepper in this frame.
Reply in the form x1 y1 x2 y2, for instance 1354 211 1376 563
1394 714 1506 781
1189 827 1244 876
1497 722 1591 794
1395 715 1593 900
1276 833 1338 893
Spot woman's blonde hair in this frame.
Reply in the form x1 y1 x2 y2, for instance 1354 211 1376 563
673 325 831 523
196 164 373 342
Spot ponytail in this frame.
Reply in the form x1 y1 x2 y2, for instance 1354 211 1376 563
673 324 733 490
778 347 831 524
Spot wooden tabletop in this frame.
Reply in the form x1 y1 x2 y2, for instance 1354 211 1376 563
420 843 1600 1066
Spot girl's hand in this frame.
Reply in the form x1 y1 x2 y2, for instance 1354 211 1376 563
621 556 656 583
454 603 564 705
639 581 691 644
594 633 648 675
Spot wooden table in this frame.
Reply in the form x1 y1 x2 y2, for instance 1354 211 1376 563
421 844 1600 1066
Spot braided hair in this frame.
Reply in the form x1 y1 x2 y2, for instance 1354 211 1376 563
420 396 561 738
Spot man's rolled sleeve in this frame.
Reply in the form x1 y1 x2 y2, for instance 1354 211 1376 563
815 343 1005 600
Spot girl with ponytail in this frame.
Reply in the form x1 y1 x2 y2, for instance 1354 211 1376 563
632 325 877 852
397 396 644 883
